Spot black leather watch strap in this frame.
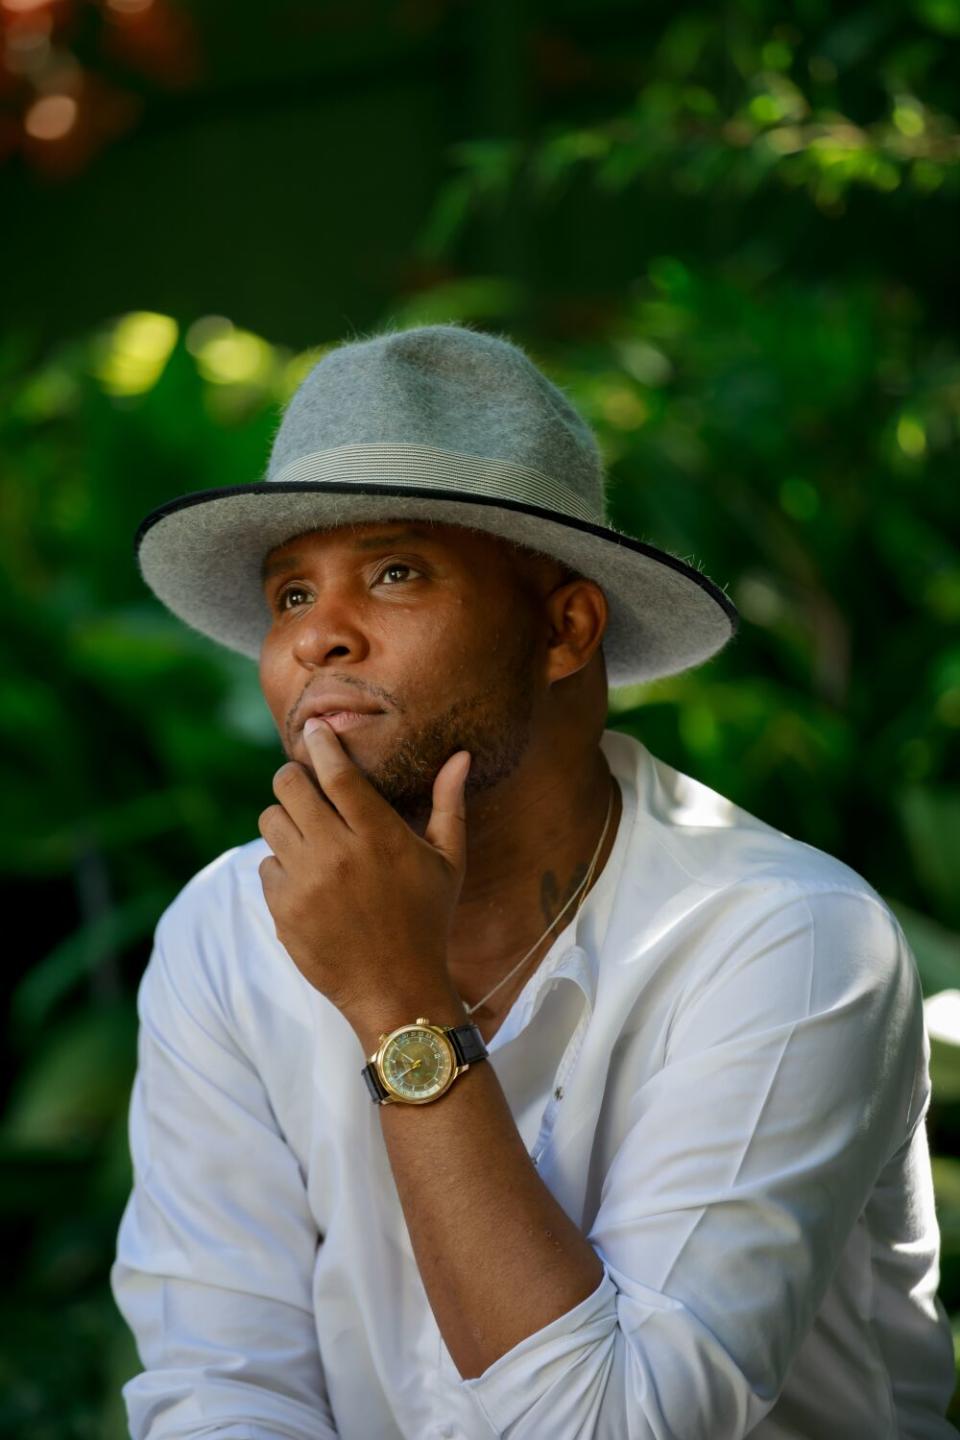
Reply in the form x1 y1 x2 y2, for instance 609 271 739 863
447 1022 489 1066
362 1061 390 1103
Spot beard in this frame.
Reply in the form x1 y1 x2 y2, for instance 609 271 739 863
356 623 540 832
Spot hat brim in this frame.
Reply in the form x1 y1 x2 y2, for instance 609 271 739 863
134 482 739 689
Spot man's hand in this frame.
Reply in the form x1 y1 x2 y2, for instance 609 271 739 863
257 717 471 1031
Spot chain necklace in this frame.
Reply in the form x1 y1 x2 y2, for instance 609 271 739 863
458 775 618 1019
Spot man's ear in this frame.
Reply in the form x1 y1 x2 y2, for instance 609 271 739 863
543 577 608 685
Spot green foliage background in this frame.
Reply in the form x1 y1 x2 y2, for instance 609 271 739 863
1 1 959 1433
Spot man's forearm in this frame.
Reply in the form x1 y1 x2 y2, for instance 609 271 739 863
354 990 605 1381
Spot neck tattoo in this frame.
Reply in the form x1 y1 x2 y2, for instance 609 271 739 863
458 774 618 1019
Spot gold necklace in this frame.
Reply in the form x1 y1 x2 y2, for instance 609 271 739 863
459 776 617 1019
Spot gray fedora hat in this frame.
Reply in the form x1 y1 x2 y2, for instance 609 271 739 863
133 321 739 688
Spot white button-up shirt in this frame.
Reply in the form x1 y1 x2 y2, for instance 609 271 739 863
111 728 956 1438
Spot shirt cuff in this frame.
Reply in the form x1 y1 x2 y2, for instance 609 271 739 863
457 1259 620 1435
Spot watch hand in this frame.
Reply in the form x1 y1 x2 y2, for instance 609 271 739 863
395 1059 423 1080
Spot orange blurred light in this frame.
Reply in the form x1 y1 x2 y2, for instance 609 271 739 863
24 91 76 138
4 5 51 30
1 0 54 14
101 0 202 87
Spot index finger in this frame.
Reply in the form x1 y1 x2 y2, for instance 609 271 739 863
302 716 394 833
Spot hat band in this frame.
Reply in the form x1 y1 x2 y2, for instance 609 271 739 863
268 443 602 526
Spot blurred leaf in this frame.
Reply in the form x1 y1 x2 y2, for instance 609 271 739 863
0 1136 93 1218
887 900 960 996
1 1005 136 1148
9 887 170 1042
894 785 960 920
384 276 524 329
415 173 477 259
0 789 200 876
69 605 203 683
933 1157 960 1209
931 1039 960 1103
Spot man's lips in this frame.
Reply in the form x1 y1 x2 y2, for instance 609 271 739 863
298 690 387 736
303 711 385 736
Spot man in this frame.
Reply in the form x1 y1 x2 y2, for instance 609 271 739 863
112 322 956 1437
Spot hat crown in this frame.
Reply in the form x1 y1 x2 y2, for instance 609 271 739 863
266 322 608 522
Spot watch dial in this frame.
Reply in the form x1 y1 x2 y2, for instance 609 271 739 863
381 1027 454 1101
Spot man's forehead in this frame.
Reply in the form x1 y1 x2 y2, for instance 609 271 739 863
265 520 506 563
260 519 533 587
280 520 443 544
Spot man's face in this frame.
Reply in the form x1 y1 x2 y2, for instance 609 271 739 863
258 519 561 829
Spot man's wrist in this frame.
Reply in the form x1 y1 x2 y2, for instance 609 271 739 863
350 982 470 1057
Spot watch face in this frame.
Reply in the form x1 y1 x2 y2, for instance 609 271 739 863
379 1026 455 1103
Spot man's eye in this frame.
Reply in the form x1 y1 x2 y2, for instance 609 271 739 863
277 584 309 612
275 564 421 612
377 563 421 585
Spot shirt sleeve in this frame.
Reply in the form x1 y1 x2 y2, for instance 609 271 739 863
110 898 339 1440
459 884 934 1439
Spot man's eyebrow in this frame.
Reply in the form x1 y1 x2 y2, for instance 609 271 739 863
260 528 441 586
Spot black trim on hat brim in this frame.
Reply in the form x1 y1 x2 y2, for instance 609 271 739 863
133 480 740 635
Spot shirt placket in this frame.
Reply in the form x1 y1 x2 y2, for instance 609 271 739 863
529 957 594 1169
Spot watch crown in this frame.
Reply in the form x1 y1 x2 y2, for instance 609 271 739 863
377 1033 386 1045
415 1016 429 1025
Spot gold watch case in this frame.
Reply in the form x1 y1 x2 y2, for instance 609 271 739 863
371 1017 461 1105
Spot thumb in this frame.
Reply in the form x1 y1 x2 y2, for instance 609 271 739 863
423 751 471 870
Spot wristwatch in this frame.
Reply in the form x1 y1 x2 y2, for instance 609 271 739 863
362 1017 488 1106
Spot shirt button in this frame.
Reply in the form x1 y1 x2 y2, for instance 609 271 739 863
554 1085 564 1101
